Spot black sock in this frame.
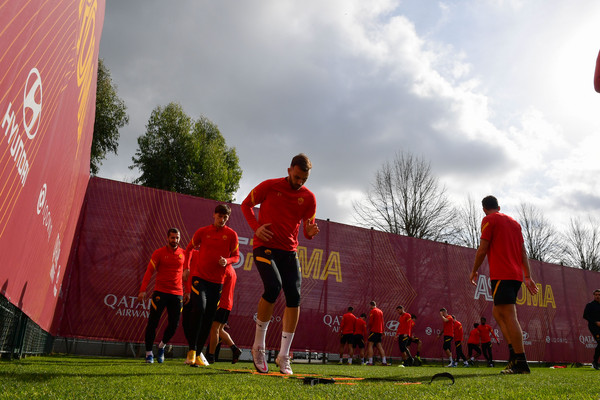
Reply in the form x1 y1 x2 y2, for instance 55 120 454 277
508 344 515 361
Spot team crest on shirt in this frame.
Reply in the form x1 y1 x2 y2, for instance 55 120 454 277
178 254 183 259
265 249 272 255
298 197 304 205
155 296 160 301
223 235 227 240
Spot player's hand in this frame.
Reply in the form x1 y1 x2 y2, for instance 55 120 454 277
469 271 478 286
182 269 190 282
183 293 190 305
524 277 538 295
137 292 146 302
256 223 273 242
305 219 319 238
219 256 227 267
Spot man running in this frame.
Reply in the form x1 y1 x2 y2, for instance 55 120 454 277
439 308 454 367
182 204 239 367
241 154 319 375
138 228 186 364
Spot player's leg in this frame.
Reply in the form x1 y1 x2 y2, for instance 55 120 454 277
376 341 387 365
276 250 302 374
209 321 222 356
144 291 167 363
195 280 222 364
157 294 182 363
252 247 282 373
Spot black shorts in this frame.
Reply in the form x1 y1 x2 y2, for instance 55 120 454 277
409 336 421 344
353 334 365 349
340 333 354 345
443 336 453 351
398 334 410 352
491 279 522 305
213 307 230 324
368 332 382 344
254 247 301 307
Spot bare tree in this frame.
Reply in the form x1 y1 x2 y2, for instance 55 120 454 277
561 217 600 271
450 195 481 249
353 152 457 242
517 203 561 263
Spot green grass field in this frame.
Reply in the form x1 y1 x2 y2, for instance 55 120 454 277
1 355 599 399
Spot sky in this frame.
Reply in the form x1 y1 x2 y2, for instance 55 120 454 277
96 0 600 232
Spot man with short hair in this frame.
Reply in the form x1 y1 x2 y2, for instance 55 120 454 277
395 305 414 366
583 289 600 369
367 301 388 366
182 204 239 367
339 307 357 364
241 154 319 375
452 316 469 367
353 313 368 365
138 228 186 364
467 323 483 365
470 195 538 374
439 308 454 367
478 317 499 367
408 314 423 365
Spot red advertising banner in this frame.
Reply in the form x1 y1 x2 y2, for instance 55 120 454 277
58 177 600 363
0 0 105 332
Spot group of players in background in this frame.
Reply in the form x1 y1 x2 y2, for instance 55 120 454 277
337 303 501 368
136 153 600 376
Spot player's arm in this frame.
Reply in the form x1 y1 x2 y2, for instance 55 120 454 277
138 254 158 301
521 244 538 295
302 195 319 240
221 233 241 266
470 239 489 285
241 184 273 241
595 49 600 93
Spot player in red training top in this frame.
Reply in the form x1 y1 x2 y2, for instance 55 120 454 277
353 313 368 365
477 316 499 367
395 305 414 366
595 49 600 93
439 308 454 367
467 323 483 365
339 307 357 364
241 154 319 375
471 196 537 374
367 301 388 366
408 314 423 365
207 263 242 364
138 227 186 364
182 204 239 367
452 316 469 367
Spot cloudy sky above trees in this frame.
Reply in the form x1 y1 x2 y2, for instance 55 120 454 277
97 0 600 230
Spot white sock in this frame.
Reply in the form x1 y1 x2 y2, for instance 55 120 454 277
368 357 373 363
158 341 165 349
348 358 353 365
382 356 387 363
253 319 270 349
279 331 294 357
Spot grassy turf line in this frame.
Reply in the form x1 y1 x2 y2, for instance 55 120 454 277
1 356 600 399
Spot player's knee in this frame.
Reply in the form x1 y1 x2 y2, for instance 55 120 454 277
262 282 282 303
285 291 301 307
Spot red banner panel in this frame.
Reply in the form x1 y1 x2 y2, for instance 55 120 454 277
0 0 105 332
58 177 600 363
